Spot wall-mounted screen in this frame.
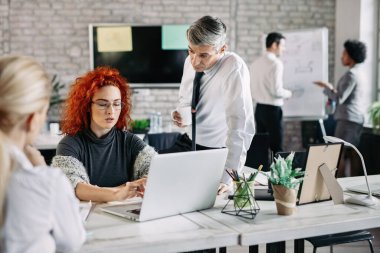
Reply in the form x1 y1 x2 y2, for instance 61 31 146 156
89 24 189 88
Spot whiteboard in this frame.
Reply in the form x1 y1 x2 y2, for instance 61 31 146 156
281 28 328 119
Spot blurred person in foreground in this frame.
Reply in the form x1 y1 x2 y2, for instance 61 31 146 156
0 55 85 253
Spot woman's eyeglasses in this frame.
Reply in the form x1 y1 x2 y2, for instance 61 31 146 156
91 101 124 111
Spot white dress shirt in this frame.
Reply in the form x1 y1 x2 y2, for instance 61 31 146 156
178 52 255 183
250 52 292 106
3 145 85 253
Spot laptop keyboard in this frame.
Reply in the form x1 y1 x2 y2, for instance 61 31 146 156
129 209 141 215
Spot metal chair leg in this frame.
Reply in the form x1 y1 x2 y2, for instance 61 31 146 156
368 239 374 253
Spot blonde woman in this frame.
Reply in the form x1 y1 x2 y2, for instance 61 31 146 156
0 56 85 252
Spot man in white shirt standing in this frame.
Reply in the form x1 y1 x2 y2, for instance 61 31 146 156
250 32 292 154
165 15 255 194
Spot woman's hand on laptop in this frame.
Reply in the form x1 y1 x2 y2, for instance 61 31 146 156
115 178 147 200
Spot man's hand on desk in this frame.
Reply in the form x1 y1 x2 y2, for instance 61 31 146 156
217 183 231 195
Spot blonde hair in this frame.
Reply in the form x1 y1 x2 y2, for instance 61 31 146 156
0 55 51 224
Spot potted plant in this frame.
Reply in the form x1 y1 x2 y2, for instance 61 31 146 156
50 74 66 107
267 152 304 215
130 119 150 134
369 101 380 134
47 74 66 128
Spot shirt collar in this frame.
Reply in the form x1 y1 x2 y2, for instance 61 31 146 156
204 53 226 76
349 64 360 75
265 51 277 60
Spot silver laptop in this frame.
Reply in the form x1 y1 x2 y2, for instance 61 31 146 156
346 183 380 197
101 149 228 222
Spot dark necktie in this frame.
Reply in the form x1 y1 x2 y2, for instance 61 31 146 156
191 71 204 151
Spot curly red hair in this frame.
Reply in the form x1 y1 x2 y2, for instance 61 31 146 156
61 66 132 136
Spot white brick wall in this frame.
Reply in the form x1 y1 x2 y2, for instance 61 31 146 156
2 0 370 151
0 0 9 55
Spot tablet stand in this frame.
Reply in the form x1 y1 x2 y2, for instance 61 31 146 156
318 163 344 204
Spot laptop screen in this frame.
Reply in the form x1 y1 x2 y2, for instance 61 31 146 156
101 148 228 221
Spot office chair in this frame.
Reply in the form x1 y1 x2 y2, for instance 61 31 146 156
305 230 374 253
145 132 181 151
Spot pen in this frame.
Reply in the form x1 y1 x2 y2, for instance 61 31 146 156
225 169 236 181
249 164 263 182
235 170 240 181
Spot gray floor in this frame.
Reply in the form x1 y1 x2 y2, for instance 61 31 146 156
223 227 379 253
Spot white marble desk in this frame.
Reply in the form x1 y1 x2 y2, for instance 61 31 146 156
200 175 380 252
79 176 380 253
81 202 239 253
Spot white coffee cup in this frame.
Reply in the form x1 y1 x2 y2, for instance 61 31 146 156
174 106 192 126
49 123 60 136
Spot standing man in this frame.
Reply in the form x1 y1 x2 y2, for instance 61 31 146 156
250 32 292 154
167 15 255 193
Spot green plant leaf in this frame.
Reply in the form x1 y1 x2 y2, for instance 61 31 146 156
49 74 66 107
131 119 150 131
370 101 380 134
266 152 304 189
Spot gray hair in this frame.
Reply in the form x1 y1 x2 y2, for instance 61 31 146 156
187 15 227 51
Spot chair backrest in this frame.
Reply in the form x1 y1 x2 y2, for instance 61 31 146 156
145 132 181 151
245 133 271 171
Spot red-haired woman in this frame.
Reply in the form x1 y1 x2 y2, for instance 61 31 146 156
52 67 157 202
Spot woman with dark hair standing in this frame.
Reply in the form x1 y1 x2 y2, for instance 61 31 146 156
314 39 367 147
52 67 156 203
